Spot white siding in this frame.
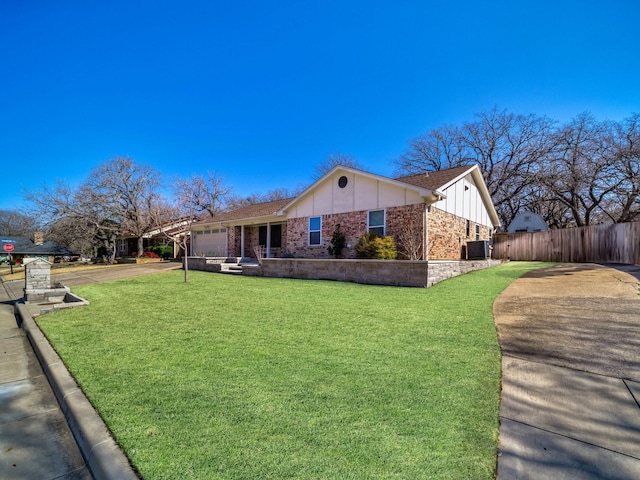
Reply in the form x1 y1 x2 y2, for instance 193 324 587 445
433 174 495 228
288 171 424 219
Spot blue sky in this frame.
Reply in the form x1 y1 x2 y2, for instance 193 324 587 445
1 0 638 211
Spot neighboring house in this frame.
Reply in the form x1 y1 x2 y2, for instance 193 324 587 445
1 233 74 263
191 164 500 261
117 218 192 258
507 211 549 233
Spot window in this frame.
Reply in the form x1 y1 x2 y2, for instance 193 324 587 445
259 224 282 248
465 219 470 237
475 224 480 240
368 210 385 235
489 228 493 240
309 217 321 246
119 239 127 253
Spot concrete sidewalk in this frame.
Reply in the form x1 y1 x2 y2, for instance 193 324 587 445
494 263 640 479
0 262 179 479
0 285 92 479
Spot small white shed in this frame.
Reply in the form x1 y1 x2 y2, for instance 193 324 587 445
507 211 549 233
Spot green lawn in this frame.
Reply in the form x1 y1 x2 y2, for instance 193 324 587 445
38 262 549 479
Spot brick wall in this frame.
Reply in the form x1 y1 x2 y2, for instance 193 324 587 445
427 207 491 260
285 205 424 259
230 226 239 257
252 258 502 287
287 214 368 259
223 205 490 261
259 258 429 286
386 204 425 260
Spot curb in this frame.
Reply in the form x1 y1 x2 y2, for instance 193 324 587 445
16 304 139 480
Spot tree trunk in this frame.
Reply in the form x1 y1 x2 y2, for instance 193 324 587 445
183 254 189 283
137 236 144 257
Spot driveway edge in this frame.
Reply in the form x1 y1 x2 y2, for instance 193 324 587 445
17 303 139 480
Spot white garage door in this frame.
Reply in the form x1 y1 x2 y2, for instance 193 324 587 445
193 228 227 256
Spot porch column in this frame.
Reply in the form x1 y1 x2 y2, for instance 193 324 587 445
266 223 271 258
241 225 245 259
423 204 429 260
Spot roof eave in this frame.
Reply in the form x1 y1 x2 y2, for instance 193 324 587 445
222 213 286 227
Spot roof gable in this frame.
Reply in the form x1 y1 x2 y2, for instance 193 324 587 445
397 164 500 227
279 166 439 215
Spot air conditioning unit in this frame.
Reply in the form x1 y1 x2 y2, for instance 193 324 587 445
466 240 491 260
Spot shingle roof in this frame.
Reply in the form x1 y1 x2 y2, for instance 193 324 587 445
395 165 474 191
194 165 481 227
196 198 292 225
0 237 74 255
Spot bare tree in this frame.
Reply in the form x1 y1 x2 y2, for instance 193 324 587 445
25 179 124 263
159 171 231 282
459 108 555 228
45 216 96 257
395 216 424 260
396 108 555 228
313 152 363 179
396 124 467 174
604 113 640 223
541 113 619 227
0 210 40 237
173 171 231 218
90 156 163 257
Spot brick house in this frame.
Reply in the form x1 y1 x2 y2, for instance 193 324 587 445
191 164 500 261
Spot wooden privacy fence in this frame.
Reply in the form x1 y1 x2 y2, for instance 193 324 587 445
492 221 640 265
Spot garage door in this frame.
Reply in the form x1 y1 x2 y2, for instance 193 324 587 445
193 228 227 256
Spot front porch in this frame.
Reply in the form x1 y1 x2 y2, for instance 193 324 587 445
229 222 288 261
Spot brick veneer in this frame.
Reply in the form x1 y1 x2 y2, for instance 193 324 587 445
224 205 491 261
386 204 425 260
286 213 368 259
427 206 491 260
286 204 423 259
250 258 503 287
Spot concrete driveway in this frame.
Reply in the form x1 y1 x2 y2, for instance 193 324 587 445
494 263 640 479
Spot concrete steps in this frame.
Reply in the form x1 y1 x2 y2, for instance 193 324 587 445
220 264 243 275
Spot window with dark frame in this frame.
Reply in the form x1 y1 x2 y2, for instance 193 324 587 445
258 224 282 248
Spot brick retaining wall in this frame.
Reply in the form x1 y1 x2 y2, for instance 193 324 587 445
425 259 503 287
187 257 225 272
254 258 502 287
